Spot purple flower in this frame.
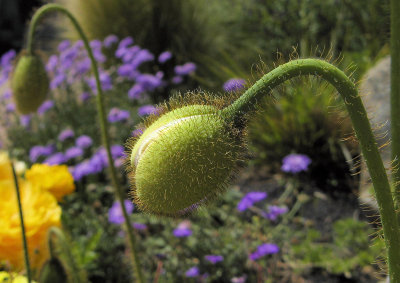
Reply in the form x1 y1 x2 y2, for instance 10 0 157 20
263 205 288 221
249 243 279 260
108 107 130 123
58 40 71 52
38 100 54 114
133 223 147 230
90 39 102 49
174 62 196 75
128 84 144 100
20 115 31 128
131 49 154 68
104 34 118 48
6 103 15 112
185 266 199 278
71 160 95 180
46 55 58 73
44 152 66 165
205 255 224 264
65 146 84 160
75 58 91 75
1 50 16 67
76 135 93 149
173 221 192 237
108 200 134 224
237 191 267 212
111 145 125 159
2 89 11 99
58 129 75 142
80 92 91 102
87 72 112 93
158 51 172 63
132 128 143 137
50 73 66 89
117 64 137 78
29 145 55 162
136 72 163 91
223 78 246 92
59 47 79 70
138 105 158 116
122 46 141 63
281 153 311 174
118 36 134 50
171 76 183 84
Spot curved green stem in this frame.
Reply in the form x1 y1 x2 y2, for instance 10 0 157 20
26 4 144 283
10 159 31 282
222 58 400 282
391 0 400 211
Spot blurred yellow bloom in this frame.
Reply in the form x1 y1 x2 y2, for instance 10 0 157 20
0 271 37 283
0 179 61 270
25 164 75 201
0 151 13 181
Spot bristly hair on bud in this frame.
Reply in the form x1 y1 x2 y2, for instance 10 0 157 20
11 53 49 114
125 91 247 217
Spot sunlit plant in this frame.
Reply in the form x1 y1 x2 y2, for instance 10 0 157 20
5 2 400 283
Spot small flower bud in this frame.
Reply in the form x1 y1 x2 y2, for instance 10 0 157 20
11 54 49 114
128 104 243 216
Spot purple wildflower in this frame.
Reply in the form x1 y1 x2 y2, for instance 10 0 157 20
281 153 312 173
223 78 246 92
20 115 31 128
138 105 158 116
1 50 16 67
80 92 91 102
122 46 141 63
131 49 154 68
90 39 102 49
46 55 58 72
237 191 267 212
104 34 118 48
75 58 91 75
173 221 192 237
76 135 93 149
132 128 143 137
71 160 96 181
38 100 54 114
44 152 66 165
6 103 15 112
133 223 147 230
185 266 200 278
59 47 79 70
50 73 66 89
58 40 71 52
58 129 75 142
128 84 144 100
108 200 134 224
65 146 84 161
174 62 196 75
249 243 279 260
29 145 55 162
3 89 11 99
87 72 112 93
111 145 125 159
172 76 183 84
158 51 172 63
108 107 130 123
118 36 134 50
263 205 288 221
136 72 164 91
205 255 224 264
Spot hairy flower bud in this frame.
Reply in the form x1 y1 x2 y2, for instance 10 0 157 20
11 54 49 114
128 104 243 216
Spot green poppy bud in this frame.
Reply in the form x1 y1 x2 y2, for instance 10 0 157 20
128 104 242 216
39 258 68 283
11 54 49 114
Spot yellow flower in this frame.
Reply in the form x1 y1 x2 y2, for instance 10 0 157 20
0 151 13 181
0 179 61 270
25 164 75 201
0 271 37 283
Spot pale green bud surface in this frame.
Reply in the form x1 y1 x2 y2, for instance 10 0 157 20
11 55 49 114
129 105 241 216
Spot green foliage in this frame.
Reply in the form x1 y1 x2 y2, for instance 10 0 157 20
290 218 384 276
248 78 358 191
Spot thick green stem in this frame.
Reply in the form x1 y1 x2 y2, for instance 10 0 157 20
222 58 400 282
391 0 400 210
10 160 31 282
26 4 144 282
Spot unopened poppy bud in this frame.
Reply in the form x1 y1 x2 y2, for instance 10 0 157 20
11 54 49 114
128 104 243 216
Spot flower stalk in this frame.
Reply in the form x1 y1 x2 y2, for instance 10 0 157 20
10 159 31 283
26 4 144 282
222 58 400 282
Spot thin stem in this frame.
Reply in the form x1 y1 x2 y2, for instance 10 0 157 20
26 4 144 282
391 0 400 210
222 58 400 282
10 160 31 282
